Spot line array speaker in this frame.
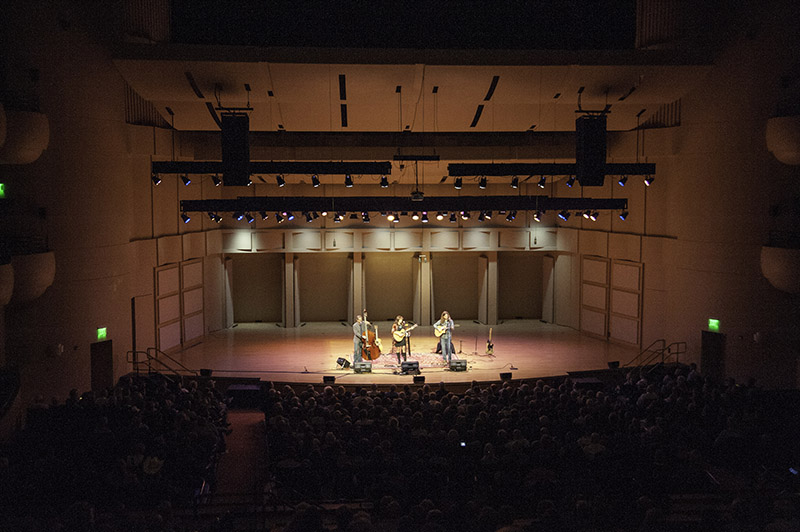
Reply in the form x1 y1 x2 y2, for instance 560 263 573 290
575 115 606 186
221 114 250 186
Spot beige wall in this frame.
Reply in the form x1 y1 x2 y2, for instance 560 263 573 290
498 252 543 319
364 252 415 322
431 252 481 321
297 253 350 322
230 253 283 323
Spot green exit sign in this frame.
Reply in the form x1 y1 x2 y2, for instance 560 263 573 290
0 183 5 198
97 327 107 341
708 319 720 332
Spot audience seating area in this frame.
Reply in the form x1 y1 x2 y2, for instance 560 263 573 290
0 364 799 531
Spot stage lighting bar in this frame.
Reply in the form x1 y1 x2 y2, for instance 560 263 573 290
151 161 393 184
181 195 628 215
448 162 656 181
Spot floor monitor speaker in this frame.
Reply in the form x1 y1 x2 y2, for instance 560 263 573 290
449 360 467 372
401 361 420 375
354 361 372 373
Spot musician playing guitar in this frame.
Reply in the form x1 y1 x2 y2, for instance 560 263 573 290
433 311 455 363
391 315 417 364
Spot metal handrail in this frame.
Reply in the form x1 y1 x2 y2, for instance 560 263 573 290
623 339 665 368
623 339 687 372
146 347 199 376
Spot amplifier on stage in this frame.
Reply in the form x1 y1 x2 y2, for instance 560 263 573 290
353 361 372 373
449 360 467 372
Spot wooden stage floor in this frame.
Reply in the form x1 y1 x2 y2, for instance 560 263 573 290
172 320 638 386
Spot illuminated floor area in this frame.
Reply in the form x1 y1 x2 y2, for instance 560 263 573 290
172 320 638 385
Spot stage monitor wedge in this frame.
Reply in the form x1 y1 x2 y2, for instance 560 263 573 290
449 360 467 372
401 361 420 375
354 361 372 373
221 114 251 186
575 115 607 186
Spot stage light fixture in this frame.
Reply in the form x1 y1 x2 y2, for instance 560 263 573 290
213 213 222 223
312 212 319 219
412 211 420 220
450 212 457 222
362 212 370 223
212 174 221 186
285 211 295 221
259 211 269 220
461 211 470 220
321 210 328 217
537 175 547 188
380 175 389 188
207 212 216 221
245 213 255 224
618 175 628 186
333 214 341 223
275 212 284 223
644 175 655 186
247 177 253 186
387 212 396 221
181 174 191 186
181 213 191 223
484 211 492 220
566 176 576 188
454 177 462 189
305 212 313 222
151 173 161 186
276 174 285 187
619 210 629 221
590 211 599 221
558 210 571 221
533 210 542 222
233 211 244 221
511 176 519 189
421 212 429 223
479 176 487 189
344 174 353 187
436 212 445 221
583 210 591 219
505 211 516 222
311 174 320 187
393 212 400 223
478 211 485 222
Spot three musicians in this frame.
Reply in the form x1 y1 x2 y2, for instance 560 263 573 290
352 312 455 366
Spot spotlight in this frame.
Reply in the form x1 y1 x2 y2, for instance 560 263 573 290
533 210 542 222
212 174 221 186
207 212 216 221
275 212 284 223
151 173 161 186
644 175 655 186
344 174 353 187
311 174 320 187
449 212 457 222
259 211 269 220
479 176 487 189
312 212 319 219
412 211 420 221
461 211 470 220
589 211 599 221
454 177 462 190
212 213 222 223
506 211 517 222
333 214 341 223
247 177 253 186
511 176 519 189
181 213 191 223
618 175 628 186
245 213 255 224
421 212 429 223
478 211 485 222
537 175 547 188
436 212 445 221
558 210 571 221
321 210 328 217
285 211 295 221
387 213 396 221
484 211 492 220
276 174 285 187
619 210 629 221
233 211 244 221
583 210 591 219
305 212 313 222
181 174 191 186
566 176 576 188
362 212 370 223
380 175 389 188
393 212 400 223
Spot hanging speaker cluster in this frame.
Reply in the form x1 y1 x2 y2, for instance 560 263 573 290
575 115 607 186
221 114 250 186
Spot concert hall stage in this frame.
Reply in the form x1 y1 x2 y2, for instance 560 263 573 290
172 320 638 386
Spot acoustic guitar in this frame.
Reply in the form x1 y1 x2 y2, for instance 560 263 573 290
434 322 459 337
392 323 418 342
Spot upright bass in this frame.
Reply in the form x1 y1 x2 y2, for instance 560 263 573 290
361 310 382 360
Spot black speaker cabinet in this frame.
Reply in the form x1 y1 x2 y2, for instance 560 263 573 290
323 376 336 384
499 372 512 381
401 361 420 375
575 115 607 186
336 357 351 369
354 361 372 373
221 114 250 186
449 360 467 372
413 375 425 384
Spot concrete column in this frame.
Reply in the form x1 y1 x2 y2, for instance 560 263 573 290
352 252 364 318
487 251 498 325
283 252 295 328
